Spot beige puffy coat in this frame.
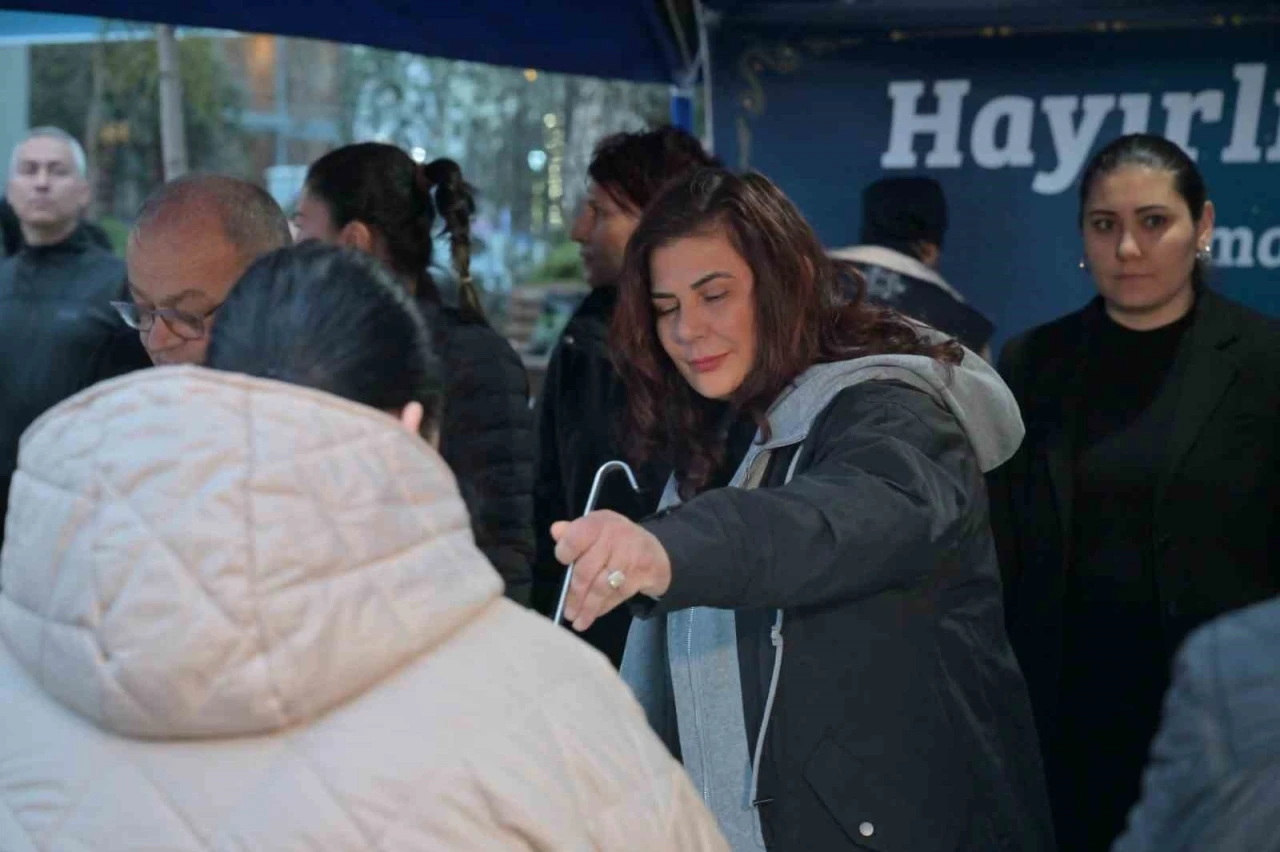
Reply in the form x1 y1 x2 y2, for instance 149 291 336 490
0 367 727 852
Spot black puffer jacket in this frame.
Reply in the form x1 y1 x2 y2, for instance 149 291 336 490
420 299 535 605
0 226 150 545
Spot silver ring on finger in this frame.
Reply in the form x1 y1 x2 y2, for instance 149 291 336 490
606 570 626 590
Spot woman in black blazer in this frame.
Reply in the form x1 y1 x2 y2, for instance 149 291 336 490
989 133 1280 852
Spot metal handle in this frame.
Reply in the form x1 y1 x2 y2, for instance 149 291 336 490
552 460 641 626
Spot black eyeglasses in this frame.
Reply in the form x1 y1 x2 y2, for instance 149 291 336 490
111 301 219 342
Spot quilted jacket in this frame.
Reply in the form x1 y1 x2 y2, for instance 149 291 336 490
1113 594 1280 852
0 366 728 852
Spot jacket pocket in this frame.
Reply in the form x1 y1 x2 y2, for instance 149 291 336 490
803 715 972 851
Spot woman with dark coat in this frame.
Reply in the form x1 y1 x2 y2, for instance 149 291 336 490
988 133 1280 851
551 168 1055 851
295 143 535 604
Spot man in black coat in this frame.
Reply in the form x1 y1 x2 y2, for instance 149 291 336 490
831 176 995 359
0 128 150 547
531 127 718 664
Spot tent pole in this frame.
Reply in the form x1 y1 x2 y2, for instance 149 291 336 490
692 0 714 154
668 0 713 151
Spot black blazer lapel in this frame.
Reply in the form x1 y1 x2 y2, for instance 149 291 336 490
1155 290 1242 509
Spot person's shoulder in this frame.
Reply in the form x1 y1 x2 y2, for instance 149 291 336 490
72 240 125 270
1175 596 1280 728
460 605 721 847
1199 292 1280 386
418 599 645 743
430 305 525 368
77 248 127 298
1210 290 1280 346
435 304 508 344
816 380 960 443
320 599 734 850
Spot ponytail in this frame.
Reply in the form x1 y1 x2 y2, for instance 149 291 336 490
305 143 487 318
421 158 484 320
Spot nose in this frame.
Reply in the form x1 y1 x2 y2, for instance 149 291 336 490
1117 227 1141 260
144 320 181 362
569 205 592 244
672 301 707 347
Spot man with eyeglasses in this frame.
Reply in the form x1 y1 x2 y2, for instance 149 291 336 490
0 128 149 551
120 174 292 365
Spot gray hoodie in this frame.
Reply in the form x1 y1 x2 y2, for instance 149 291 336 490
621 346 1024 850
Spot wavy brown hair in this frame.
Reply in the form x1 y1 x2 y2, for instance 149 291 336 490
611 168 963 498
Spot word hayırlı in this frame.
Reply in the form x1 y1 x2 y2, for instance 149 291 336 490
881 63 1280 196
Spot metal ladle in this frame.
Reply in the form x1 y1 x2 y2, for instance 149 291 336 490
552 460 641 626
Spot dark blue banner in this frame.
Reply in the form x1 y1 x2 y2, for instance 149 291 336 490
711 25 1280 351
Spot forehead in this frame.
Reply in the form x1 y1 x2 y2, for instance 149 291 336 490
294 188 333 223
127 218 248 303
296 187 323 213
650 231 748 286
587 181 628 213
14 136 77 169
1086 166 1182 210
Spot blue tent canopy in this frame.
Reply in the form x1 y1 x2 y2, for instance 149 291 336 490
707 0 1278 30
0 0 687 82
7 1 1274 87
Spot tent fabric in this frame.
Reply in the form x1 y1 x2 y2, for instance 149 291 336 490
0 0 685 82
705 0 1279 31
7 1 1274 85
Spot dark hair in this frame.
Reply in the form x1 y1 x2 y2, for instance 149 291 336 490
205 242 443 428
1 195 22 257
613 168 962 497
134 174 292 261
588 125 720 214
1079 133 1210 286
860 176 947 259
305 143 484 319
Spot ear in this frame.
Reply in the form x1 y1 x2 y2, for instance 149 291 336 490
399 401 425 437
73 176 92 213
337 220 376 254
1197 201 1216 252
916 242 941 269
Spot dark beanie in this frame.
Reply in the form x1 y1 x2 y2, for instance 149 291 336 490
859 176 947 259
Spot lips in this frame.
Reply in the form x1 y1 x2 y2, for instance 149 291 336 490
689 354 728 373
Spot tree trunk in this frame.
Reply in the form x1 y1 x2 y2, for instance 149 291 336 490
156 25 188 181
83 36 106 219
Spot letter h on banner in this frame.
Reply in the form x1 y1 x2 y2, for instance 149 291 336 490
880 79 971 169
